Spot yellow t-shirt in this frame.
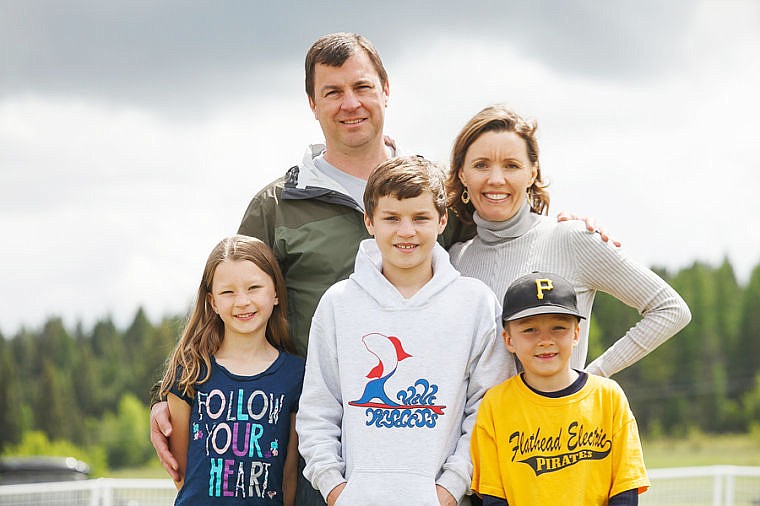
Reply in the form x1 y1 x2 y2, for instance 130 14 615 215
471 374 649 505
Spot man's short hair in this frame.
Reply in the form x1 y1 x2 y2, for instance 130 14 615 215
305 32 388 102
364 156 448 220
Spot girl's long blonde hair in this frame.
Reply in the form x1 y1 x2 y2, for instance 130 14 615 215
160 235 293 399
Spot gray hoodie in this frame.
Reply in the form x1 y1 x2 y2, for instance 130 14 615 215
297 239 514 505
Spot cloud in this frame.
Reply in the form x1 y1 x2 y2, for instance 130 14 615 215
1 0 758 335
1 1 696 110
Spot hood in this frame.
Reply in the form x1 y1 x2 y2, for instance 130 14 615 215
281 144 361 210
349 239 460 309
282 140 402 211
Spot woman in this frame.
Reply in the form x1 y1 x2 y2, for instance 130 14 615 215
446 105 690 377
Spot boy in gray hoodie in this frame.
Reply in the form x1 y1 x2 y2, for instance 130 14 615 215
296 155 514 506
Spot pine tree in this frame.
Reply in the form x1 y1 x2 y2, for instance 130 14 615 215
0 338 23 451
736 263 760 415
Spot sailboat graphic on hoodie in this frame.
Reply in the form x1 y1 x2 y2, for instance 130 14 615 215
348 332 446 419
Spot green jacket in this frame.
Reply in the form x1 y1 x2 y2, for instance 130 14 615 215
238 144 474 356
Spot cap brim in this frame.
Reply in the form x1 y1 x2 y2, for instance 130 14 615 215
504 305 586 322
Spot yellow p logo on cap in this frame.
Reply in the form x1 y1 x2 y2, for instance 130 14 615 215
535 279 553 300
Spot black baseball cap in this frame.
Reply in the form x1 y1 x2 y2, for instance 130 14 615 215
502 272 585 322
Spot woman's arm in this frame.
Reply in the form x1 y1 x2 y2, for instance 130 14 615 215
166 393 190 490
569 225 691 377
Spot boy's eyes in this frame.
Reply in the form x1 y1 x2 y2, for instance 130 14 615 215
382 216 431 221
518 325 569 334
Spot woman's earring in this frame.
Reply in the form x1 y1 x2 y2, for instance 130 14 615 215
461 187 470 204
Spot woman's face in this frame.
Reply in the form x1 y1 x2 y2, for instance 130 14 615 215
458 130 538 222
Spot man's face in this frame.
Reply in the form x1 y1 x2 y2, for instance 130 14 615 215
308 50 389 156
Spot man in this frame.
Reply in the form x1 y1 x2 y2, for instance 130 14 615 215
236 32 402 358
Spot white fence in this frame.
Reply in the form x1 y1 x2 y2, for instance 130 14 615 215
642 466 760 506
0 466 758 505
0 478 176 506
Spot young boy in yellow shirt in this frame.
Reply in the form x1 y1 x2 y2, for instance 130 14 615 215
471 272 650 505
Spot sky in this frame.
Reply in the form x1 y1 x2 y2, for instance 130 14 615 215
1 0 759 336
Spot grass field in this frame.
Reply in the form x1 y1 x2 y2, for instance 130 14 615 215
643 432 760 468
109 432 760 479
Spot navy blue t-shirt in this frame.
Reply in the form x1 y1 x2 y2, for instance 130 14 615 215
172 351 305 505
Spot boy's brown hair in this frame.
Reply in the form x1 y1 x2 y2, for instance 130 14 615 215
363 156 448 221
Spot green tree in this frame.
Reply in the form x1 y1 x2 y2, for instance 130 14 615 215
3 430 108 477
90 317 127 414
71 347 101 427
10 328 39 401
742 372 760 429
137 315 182 403
33 359 76 441
668 262 729 432
123 307 175 401
99 393 153 468
736 264 760 411
38 317 76 371
0 339 23 451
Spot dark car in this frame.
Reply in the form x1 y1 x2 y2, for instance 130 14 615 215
0 456 90 485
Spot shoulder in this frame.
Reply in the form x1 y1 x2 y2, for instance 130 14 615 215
455 275 498 297
280 352 306 378
239 173 289 223
313 279 354 313
586 374 627 398
553 218 614 246
450 275 500 311
322 278 353 298
282 351 306 368
448 238 476 265
250 173 289 202
482 376 519 403
539 216 585 238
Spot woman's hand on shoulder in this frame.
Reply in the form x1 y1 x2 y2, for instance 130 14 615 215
556 211 622 247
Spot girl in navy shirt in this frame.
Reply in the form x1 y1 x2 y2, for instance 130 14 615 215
161 235 304 505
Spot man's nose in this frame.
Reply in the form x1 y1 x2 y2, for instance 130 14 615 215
341 90 361 110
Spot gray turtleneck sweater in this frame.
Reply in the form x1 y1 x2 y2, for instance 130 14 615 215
448 203 691 378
